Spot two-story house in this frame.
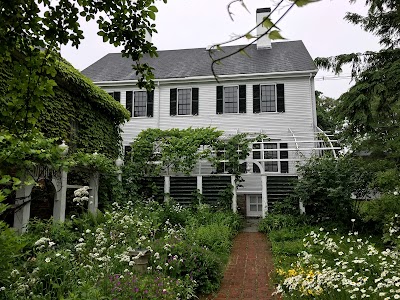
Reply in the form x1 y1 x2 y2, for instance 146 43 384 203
82 8 335 217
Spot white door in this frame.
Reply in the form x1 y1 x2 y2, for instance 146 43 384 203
246 194 263 217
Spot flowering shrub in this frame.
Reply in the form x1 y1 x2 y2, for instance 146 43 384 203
275 228 400 299
107 273 195 300
1 199 239 299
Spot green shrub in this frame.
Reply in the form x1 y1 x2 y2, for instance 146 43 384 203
172 242 223 294
360 194 400 232
189 224 232 255
258 214 310 233
292 156 370 225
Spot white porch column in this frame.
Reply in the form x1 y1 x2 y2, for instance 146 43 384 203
164 176 170 202
52 170 68 223
231 175 237 213
299 200 306 214
261 175 267 218
88 172 99 215
197 176 202 194
13 184 34 233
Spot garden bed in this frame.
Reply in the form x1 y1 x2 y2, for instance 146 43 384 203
0 201 242 299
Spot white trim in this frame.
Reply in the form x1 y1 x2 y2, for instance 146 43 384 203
93 70 319 87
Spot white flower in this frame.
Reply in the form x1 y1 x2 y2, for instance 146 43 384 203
45 257 51 263
351 219 356 222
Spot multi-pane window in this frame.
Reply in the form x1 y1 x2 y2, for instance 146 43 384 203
261 85 276 112
224 86 238 113
264 143 278 172
178 89 191 115
108 91 120 102
252 142 288 173
134 91 147 117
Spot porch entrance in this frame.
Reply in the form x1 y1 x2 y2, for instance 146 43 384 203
246 194 263 217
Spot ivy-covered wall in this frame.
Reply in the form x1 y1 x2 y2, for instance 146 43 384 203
0 58 130 158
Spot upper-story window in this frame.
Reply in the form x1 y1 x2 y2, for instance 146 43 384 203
108 91 121 102
134 91 147 117
216 85 246 114
224 86 238 113
170 88 199 116
126 90 154 118
253 84 285 113
261 85 276 112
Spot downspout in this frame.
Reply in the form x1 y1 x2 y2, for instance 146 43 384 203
157 81 161 128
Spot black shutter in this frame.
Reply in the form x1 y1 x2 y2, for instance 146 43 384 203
280 143 289 173
239 85 246 113
147 90 154 117
126 91 133 117
170 88 177 116
277 84 285 112
253 85 260 113
113 92 121 102
216 86 223 114
192 88 199 115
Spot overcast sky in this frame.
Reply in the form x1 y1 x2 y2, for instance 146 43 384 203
61 0 381 99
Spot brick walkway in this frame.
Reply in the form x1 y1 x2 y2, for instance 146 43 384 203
207 232 280 300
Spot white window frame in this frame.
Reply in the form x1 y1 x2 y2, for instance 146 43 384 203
263 142 279 173
133 91 148 118
251 140 283 173
260 84 277 113
223 85 239 114
177 88 192 116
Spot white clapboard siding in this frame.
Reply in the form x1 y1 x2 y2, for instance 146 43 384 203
106 75 316 147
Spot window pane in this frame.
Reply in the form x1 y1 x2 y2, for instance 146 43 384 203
250 204 257 211
224 86 238 113
134 91 147 117
261 85 276 112
178 89 191 115
265 161 278 172
264 143 278 159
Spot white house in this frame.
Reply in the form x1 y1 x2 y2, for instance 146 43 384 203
82 8 336 217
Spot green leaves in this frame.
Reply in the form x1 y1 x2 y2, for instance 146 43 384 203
269 30 285 40
262 17 275 29
291 0 320 7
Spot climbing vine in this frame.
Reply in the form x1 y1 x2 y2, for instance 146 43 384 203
122 128 265 203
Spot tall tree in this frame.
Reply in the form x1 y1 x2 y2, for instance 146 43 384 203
315 0 400 192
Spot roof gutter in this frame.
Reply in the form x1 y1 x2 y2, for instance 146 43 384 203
93 69 319 87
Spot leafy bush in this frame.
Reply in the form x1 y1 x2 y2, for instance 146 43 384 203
258 214 310 233
292 156 370 225
360 193 400 232
105 273 195 300
188 224 232 255
172 242 223 294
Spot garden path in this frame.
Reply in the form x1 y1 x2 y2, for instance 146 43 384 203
206 221 280 300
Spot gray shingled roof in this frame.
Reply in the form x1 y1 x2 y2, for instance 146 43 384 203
82 41 316 82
